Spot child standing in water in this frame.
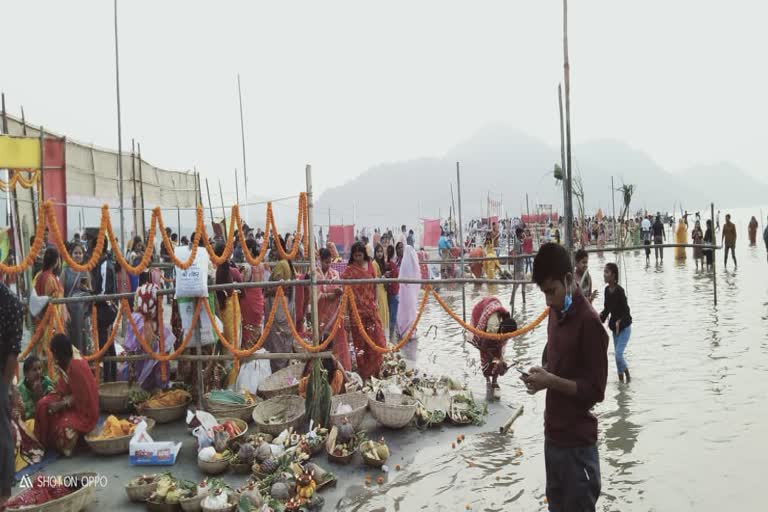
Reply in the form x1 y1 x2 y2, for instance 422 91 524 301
600 263 633 383
574 249 598 304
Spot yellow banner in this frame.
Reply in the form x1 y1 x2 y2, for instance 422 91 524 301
0 135 41 169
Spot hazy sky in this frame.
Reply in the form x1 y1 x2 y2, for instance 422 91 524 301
3 0 766 204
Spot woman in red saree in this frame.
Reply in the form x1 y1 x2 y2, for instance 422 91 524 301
34 334 99 456
341 242 386 381
239 240 267 350
316 248 351 371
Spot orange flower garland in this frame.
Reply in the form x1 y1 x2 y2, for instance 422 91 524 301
345 285 431 354
0 201 46 274
123 297 203 362
201 286 282 357
287 292 348 352
431 289 550 340
48 203 108 272
156 207 204 270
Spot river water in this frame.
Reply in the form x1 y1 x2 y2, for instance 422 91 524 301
331 207 768 512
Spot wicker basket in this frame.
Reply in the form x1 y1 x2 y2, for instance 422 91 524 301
330 392 368 429
251 395 306 436
325 425 357 465
204 393 259 422
367 393 418 429
359 440 388 468
257 364 304 399
179 493 206 512
85 418 156 456
124 475 158 503
98 381 142 413
201 495 237 512
5 473 97 512
146 500 182 512
198 455 231 475
213 417 248 444
140 396 192 424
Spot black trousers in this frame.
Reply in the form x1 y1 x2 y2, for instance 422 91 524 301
545 440 601 512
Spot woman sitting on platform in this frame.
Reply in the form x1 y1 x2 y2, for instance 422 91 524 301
34 334 98 456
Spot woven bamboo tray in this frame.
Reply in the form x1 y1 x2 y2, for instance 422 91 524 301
368 393 418 429
98 381 142 413
330 392 368 429
257 364 303 399
360 440 388 468
325 425 357 465
251 395 306 436
5 473 97 512
140 396 192 424
85 418 156 455
204 393 258 422
179 493 206 512
124 474 158 503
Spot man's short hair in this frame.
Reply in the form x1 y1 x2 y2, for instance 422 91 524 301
532 243 571 286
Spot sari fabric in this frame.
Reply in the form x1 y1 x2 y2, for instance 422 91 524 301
316 266 351 371
240 264 267 349
33 271 68 366
341 262 385 380
371 261 389 339
34 359 99 456
471 298 509 379
264 259 295 372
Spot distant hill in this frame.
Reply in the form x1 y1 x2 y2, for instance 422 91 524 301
675 162 767 208
316 124 768 229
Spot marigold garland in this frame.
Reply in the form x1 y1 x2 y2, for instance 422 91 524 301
0 202 46 274
431 289 550 340
345 285 431 354
18 307 53 360
83 305 123 361
287 292 348 352
48 203 108 272
156 207 204 270
123 297 203 362
1 193 308 276
0 169 40 191
202 286 282 357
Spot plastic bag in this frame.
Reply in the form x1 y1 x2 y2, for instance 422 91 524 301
193 426 214 451
174 246 210 298
235 352 272 394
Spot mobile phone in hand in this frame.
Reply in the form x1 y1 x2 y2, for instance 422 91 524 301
516 367 529 379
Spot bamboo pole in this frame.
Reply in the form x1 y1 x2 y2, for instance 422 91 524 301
218 179 227 236
457 162 467 321
131 139 137 237
306 165 320 345
205 178 215 234
558 84 569 251
113 0 125 251
562 0 574 256
234 168 240 206
237 74 249 223
137 143 146 236
500 405 524 434
711 202 717 306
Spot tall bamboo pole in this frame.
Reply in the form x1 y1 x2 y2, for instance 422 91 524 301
711 203 717 306
131 139 137 237
562 0 574 255
218 180 227 236
205 178 215 234
113 0 125 250
457 162 467 321
234 168 240 205
137 143 146 236
237 74 249 223
558 84 568 250
306 165 320 345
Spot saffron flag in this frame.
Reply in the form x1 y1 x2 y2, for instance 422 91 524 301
328 225 355 254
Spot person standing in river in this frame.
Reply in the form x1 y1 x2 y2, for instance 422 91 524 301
640 215 652 263
522 243 608 511
748 216 758 246
652 214 666 263
599 263 633 383
721 213 737 269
